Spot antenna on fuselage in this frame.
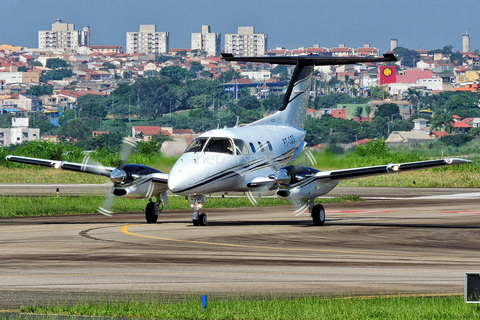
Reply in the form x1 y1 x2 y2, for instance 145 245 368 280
235 116 239 128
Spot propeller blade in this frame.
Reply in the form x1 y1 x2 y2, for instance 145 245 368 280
80 153 109 176
98 189 115 217
293 203 310 216
119 137 137 168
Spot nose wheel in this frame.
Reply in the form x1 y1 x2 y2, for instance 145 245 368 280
193 212 207 226
190 195 207 226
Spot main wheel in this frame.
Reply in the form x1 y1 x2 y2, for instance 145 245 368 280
145 202 158 223
198 213 207 226
312 204 325 226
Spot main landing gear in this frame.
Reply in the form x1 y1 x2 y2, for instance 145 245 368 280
190 195 207 226
308 200 325 226
145 193 167 223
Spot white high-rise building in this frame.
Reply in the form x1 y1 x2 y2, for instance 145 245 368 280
126 25 169 54
225 26 267 57
463 32 470 53
38 19 90 51
191 25 221 57
390 39 398 51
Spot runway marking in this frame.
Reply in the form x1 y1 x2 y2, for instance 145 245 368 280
444 211 480 214
119 224 480 262
328 210 396 214
0 225 118 233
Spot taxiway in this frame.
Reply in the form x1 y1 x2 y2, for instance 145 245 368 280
1 189 479 309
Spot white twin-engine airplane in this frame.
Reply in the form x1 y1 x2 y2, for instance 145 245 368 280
7 53 470 226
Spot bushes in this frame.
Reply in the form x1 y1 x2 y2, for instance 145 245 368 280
0 134 175 169
439 134 474 147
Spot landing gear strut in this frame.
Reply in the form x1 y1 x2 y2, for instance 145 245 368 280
145 193 166 223
190 195 207 226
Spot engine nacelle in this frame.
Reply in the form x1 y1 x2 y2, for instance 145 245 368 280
110 164 167 200
274 165 338 202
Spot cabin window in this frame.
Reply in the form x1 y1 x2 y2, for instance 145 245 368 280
258 141 264 152
266 141 273 151
184 137 208 153
249 142 256 153
204 137 234 155
234 139 249 155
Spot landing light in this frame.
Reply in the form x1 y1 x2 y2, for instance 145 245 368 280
54 162 61 169
387 163 400 172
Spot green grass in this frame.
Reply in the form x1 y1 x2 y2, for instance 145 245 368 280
19 295 480 319
0 195 361 218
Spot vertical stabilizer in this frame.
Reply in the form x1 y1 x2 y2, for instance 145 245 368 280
276 61 313 129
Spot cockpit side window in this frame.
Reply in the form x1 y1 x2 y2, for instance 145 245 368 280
204 137 234 155
184 137 208 153
234 139 249 155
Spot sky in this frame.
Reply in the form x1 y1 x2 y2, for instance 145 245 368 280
1 0 479 54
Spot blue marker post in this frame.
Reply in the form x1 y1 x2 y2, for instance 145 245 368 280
202 294 207 312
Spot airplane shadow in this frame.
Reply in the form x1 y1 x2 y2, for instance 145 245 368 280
2 216 479 229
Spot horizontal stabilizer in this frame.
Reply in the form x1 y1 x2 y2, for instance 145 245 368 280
221 53 397 66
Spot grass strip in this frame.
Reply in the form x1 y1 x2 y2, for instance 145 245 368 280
0 195 361 218
20 295 480 320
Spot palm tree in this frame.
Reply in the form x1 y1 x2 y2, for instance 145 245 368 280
354 105 364 122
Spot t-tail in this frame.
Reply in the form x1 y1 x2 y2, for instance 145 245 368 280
222 53 397 129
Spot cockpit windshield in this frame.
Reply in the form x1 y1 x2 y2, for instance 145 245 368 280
204 138 234 155
184 137 208 153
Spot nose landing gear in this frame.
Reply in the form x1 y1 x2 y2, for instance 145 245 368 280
190 195 207 226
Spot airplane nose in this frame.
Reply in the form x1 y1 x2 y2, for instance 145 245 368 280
167 168 186 193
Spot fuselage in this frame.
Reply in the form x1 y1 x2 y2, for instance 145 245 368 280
168 125 306 195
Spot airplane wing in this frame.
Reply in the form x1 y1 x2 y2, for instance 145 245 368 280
315 158 471 181
6 155 115 177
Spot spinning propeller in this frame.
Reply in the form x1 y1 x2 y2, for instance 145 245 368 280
95 137 138 216
247 148 319 216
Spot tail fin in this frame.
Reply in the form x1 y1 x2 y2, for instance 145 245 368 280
275 60 313 129
221 53 397 130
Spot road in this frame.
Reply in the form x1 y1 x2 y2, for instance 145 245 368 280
0 188 480 309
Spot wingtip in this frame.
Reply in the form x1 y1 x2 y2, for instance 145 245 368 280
445 158 472 165
221 53 234 59
383 53 398 62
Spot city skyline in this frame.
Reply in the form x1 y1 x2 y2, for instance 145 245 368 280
2 0 480 54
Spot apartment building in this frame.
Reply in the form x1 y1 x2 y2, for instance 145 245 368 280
191 25 221 57
224 27 267 57
38 19 90 51
0 94 42 112
126 25 169 54
0 118 40 147
0 72 40 84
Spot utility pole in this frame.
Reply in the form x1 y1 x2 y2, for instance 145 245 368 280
128 95 131 137
217 92 220 128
